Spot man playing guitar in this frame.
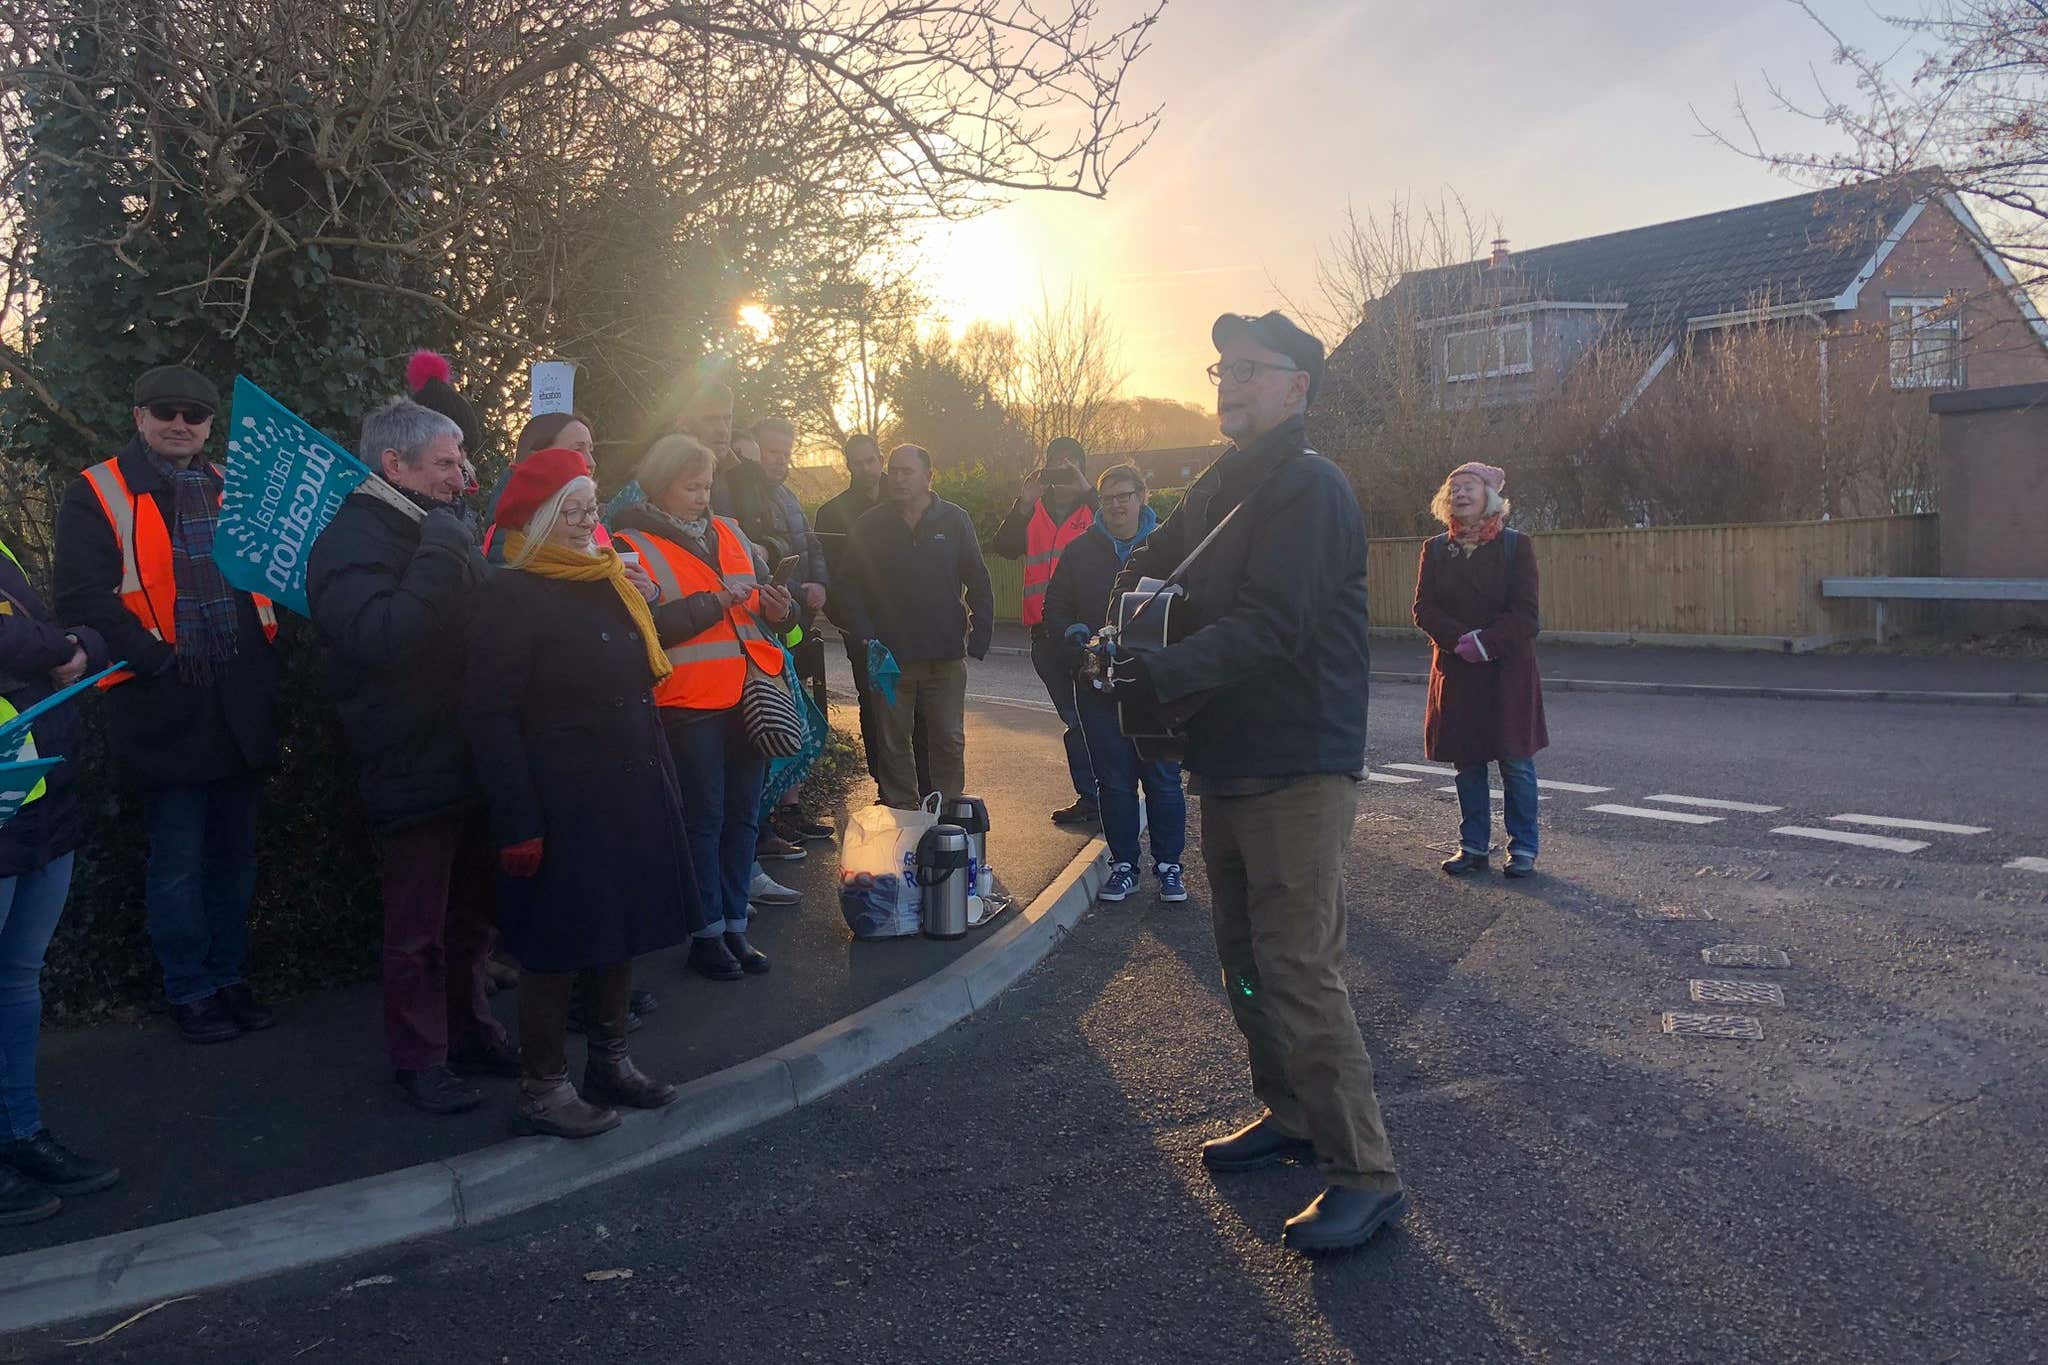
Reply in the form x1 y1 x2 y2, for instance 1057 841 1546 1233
1106 310 1405 1257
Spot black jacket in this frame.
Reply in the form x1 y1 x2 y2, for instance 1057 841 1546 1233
837 497 994 663
815 482 877 633
306 491 487 834
0 548 109 877
1111 416 1370 783
712 456 789 565
53 437 283 793
1040 523 1128 655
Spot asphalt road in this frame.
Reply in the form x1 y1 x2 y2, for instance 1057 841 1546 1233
10 655 2043 1364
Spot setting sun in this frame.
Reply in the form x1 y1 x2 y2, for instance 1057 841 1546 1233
737 302 774 340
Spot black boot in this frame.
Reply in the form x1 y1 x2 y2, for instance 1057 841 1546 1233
1200 1115 1317 1173
580 966 678 1109
1440 851 1490 876
170 995 240 1044
1282 1185 1408 1255
396 1065 485 1115
449 1034 523 1079
215 983 276 1031
1 1130 120 1196
688 935 744 981
725 930 770 975
0 1165 58 1226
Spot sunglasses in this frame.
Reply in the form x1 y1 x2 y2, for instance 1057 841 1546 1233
145 402 214 425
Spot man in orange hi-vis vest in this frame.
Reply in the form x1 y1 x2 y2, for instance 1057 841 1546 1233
53 365 283 1047
992 437 1098 828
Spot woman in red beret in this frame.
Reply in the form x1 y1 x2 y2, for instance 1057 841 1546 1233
1413 462 1548 879
461 451 699 1139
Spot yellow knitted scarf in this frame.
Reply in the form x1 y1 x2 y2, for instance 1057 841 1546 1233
504 534 672 682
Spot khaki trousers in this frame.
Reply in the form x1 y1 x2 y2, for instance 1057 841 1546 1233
874 657 968 808
1203 773 1401 1192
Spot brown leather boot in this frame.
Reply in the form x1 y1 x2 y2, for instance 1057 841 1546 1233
512 1073 622 1139
580 963 678 1109
581 1038 679 1110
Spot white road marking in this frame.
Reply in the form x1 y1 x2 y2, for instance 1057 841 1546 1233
1644 794 1784 814
1772 825 1929 854
1385 763 1458 776
1535 779 1613 793
1829 814 1989 836
1367 772 1420 784
1435 786 1547 801
1585 803 1723 825
2005 856 2048 873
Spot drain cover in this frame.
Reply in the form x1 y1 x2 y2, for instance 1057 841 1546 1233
1689 979 1786 1006
1636 904 1714 921
1701 944 1791 969
1661 1011 1763 1040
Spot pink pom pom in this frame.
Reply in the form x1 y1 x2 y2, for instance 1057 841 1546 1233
406 349 452 391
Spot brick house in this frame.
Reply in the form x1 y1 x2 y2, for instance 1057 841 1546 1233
1327 177 2048 418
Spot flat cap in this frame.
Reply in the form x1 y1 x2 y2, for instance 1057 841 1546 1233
133 365 220 412
1212 311 1325 403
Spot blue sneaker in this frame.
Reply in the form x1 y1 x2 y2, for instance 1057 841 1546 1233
1100 863 1138 902
1156 862 1188 902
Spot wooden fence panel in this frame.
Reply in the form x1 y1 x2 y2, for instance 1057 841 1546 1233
1368 515 1939 640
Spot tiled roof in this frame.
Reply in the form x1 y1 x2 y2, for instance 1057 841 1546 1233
1369 175 1933 344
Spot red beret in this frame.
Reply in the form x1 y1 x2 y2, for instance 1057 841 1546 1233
495 447 594 533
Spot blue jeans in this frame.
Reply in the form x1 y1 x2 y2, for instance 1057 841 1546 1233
669 711 767 936
1454 758 1539 861
0 852 76 1140
1076 687 1186 869
144 776 261 1005
1032 632 1096 804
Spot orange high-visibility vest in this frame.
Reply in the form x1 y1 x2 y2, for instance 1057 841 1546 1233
1019 499 1093 627
79 457 279 688
616 517 785 710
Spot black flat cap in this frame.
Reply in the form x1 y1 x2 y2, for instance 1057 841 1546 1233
133 365 220 412
1212 311 1325 403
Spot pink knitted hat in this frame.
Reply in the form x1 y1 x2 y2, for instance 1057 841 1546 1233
1448 461 1506 492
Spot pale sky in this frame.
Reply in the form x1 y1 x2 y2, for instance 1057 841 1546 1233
925 0 1896 407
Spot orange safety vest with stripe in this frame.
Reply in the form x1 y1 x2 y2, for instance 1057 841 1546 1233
79 457 279 688
1019 499 1094 627
615 518 785 711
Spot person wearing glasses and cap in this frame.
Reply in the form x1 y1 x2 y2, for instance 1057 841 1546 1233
54 365 284 1046
1108 311 1404 1256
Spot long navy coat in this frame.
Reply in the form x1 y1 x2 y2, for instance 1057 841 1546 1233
1413 530 1548 767
461 570 699 972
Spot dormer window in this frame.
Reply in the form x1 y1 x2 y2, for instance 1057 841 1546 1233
1444 321 1533 382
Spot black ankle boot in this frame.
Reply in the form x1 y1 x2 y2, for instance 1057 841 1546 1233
688 935 744 981
725 931 770 975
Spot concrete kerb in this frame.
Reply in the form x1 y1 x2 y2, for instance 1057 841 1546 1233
0 840 1109 1338
1369 670 2048 708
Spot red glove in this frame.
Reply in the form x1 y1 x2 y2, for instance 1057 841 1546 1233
500 838 544 878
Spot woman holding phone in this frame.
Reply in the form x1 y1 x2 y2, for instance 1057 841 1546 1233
612 435 795 980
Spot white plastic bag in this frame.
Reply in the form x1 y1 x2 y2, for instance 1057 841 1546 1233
838 793 942 939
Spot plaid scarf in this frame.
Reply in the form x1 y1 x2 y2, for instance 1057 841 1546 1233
142 443 240 684
1446 513 1506 558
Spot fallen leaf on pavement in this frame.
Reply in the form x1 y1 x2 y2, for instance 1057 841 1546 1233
583 1269 634 1283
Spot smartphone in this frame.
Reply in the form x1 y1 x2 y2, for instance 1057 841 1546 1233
617 551 641 567
772 554 802 583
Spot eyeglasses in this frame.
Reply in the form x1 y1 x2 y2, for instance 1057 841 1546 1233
1206 359 1300 386
145 402 214 424
559 503 600 525
1099 488 1145 506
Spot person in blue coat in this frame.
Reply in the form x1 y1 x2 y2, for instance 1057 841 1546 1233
0 537 117 1224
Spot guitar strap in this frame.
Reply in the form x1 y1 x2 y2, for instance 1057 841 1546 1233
1124 447 1314 636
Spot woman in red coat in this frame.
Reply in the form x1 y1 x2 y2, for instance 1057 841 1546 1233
1412 462 1547 878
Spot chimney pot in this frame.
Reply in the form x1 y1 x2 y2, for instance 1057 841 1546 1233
1489 238 1511 268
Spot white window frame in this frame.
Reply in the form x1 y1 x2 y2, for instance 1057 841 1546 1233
1888 296 1962 390
1443 321 1534 383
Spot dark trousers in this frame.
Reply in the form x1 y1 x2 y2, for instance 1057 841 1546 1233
668 710 767 936
1075 687 1186 869
845 635 928 795
143 775 261 1006
1031 630 1095 805
1203 774 1400 1192
375 809 507 1071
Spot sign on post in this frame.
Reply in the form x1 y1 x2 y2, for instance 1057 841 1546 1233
530 361 575 417
217 377 374 617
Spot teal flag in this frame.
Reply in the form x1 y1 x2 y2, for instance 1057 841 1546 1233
0 757 61 830
0 663 126 765
217 376 372 617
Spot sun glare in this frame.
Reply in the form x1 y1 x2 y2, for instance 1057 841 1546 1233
737 302 775 340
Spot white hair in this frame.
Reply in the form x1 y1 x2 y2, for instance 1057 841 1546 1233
509 475 598 567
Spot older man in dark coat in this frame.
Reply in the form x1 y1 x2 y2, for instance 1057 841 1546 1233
308 397 518 1116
